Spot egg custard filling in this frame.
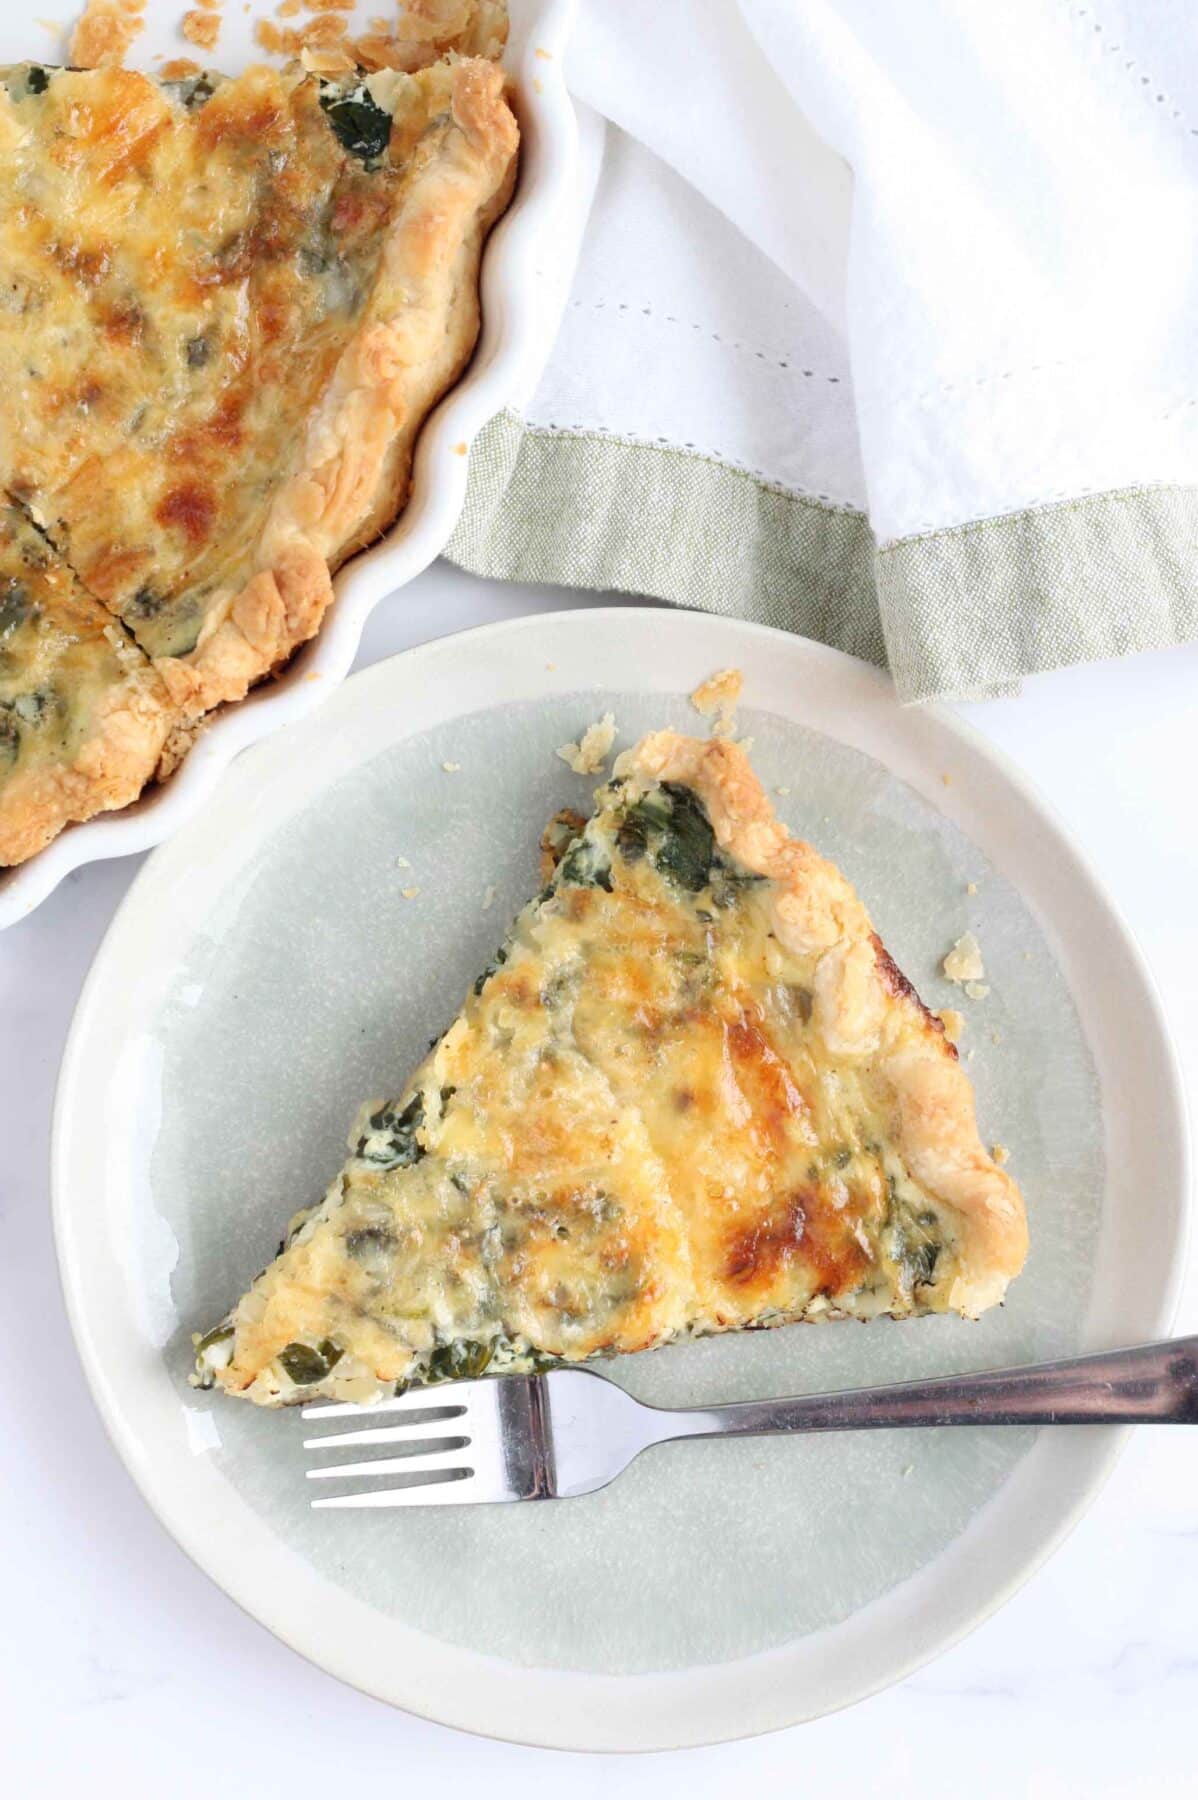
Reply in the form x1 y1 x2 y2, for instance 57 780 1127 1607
195 731 1028 1407
0 39 517 863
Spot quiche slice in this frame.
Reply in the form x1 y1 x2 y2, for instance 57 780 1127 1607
195 732 1028 1406
0 505 175 862
0 43 517 862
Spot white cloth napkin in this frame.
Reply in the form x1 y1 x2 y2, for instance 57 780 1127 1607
546 0 1198 542
483 0 1198 696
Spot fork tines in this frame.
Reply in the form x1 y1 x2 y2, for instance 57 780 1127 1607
301 1376 538 1508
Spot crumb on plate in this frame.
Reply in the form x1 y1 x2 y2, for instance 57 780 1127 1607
181 7 221 49
401 886 421 900
962 980 990 1001
991 1144 1010 1166
69 0 146 67
690 667 743 738
556 712 616 776
942 930 984 985
441 760 461 774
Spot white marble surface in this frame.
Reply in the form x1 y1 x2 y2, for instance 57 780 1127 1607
2 563 1195 1796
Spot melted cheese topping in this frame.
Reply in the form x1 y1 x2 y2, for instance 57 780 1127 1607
200 766 974 1406
0 61 452 660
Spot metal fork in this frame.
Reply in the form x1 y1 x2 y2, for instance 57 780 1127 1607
302 1335 1198 1508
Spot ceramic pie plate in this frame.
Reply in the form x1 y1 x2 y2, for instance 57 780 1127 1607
53 607 1189 1750
0 0 578 928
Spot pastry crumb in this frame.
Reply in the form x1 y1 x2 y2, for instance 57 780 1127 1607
534 45 552 58
690 667 743 738
991 1144 1010 1166
181 7 221 49
257 11 347 53
962 980 990 1001
991 1031 1003 1046
69 0 146 67
300 43 355 68
941 773 952 787
943 931 984 985
482 884 496 910
737 734 755 754
556 712 616 776
452 441 468 455
159 55 202 75
441 760 462 774
936 1007 965 1046
395 854 410 869
965 881 978 895
401 886 421 901
775 785 790 797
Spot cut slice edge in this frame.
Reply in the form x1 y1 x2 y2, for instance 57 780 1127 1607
194 730 1028 1407
0 502 176 866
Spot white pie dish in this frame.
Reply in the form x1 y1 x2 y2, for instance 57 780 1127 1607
0 0 578 929
52 605 1189 1750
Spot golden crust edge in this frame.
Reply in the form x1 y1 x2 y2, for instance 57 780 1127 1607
627 729 1029 1317
154 58 519 731
0 662 176 865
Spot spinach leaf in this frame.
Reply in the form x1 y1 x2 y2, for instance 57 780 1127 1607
886 1194 943 1290
0 580 31 637
556 834 613 890
425 1338 494 1382
356 1093 425 1169
279 1339 343 1386
319 86 392 163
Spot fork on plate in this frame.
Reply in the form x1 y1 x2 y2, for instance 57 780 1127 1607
301 1335 1198 1508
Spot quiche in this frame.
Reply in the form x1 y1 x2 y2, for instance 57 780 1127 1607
195 732 1028 1406
0 505 175 862
0 40 517 863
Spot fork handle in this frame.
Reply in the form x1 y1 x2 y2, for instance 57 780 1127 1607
668 1337 1198 1439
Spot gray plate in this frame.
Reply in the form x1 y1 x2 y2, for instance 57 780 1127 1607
53 610 1187 1747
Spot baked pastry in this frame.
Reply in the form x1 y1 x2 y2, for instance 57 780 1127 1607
195 732 1028 1406
0 505 175 863
0 43 517 863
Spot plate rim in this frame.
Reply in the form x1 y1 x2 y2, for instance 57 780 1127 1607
52 605 1192 1751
